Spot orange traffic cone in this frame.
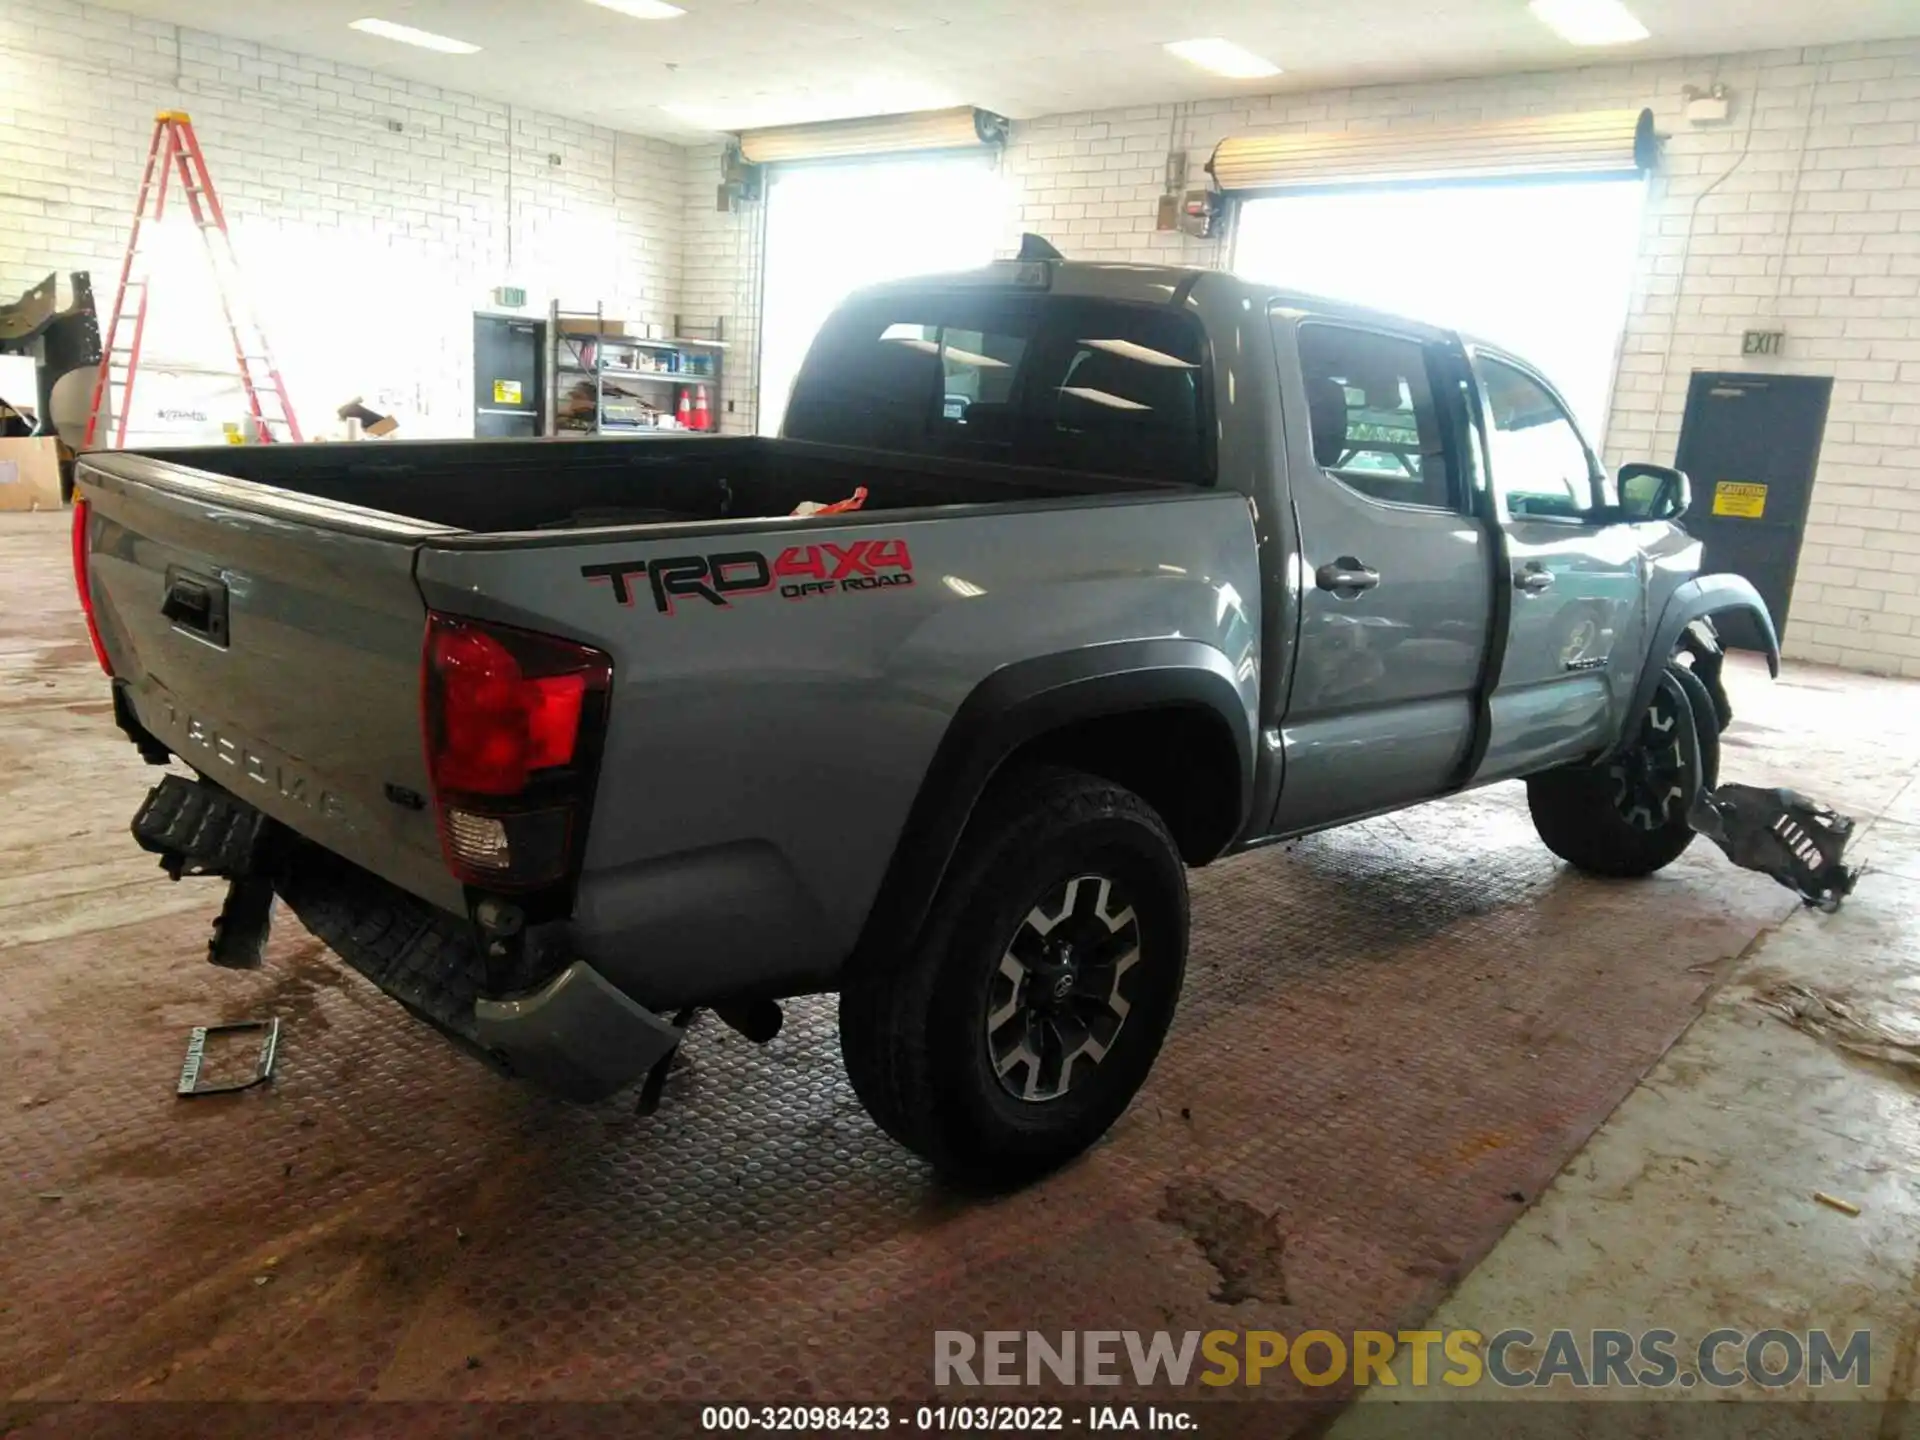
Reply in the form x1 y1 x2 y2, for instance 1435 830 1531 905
676 389 693 429
691 385 712 432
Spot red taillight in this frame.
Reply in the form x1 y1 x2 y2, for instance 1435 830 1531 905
71 498 113 676
422 612 612 889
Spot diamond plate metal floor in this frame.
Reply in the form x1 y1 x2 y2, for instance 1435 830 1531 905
3 510 1912 1418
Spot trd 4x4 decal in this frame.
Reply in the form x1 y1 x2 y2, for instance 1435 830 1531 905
583 539 915 615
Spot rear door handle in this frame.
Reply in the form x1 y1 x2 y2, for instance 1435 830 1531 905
1515 564 1555 594
1315 558 1380 597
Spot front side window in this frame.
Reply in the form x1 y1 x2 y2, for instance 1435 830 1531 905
1296 325 1454 510
784 296 1209 483
1475 357 1598 520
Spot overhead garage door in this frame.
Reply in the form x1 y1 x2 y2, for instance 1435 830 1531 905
745 108 1011 436
1218 109 1657 438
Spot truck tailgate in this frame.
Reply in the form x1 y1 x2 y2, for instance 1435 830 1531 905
77 455 464 912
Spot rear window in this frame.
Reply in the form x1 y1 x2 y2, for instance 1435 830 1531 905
783 293 1211 484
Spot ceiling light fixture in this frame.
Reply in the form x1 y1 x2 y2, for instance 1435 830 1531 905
1079 338 1196 369
659 102 728 129
348 18 480 53
586 0 687 19
1527 0 1650 46
1164 38 1281 81
884 336 1007 368
1060 386 1151 411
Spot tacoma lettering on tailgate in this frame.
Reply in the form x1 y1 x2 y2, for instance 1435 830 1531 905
583 540 915 616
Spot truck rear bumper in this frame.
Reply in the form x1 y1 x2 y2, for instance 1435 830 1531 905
475 961 684 1103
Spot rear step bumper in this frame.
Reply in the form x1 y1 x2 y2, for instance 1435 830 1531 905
134 772 683 1104
477 963 684 1102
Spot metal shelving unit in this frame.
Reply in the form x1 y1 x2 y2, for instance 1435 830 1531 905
548 300 727 437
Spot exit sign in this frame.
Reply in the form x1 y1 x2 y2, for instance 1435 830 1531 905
493 285 528 308
1742 329 1786 356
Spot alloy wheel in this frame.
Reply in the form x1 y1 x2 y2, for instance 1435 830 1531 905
985 873 1143 1103
1609 686 1688 831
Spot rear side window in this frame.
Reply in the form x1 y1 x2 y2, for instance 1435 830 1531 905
784 295 1210 484
1296 324 1454 510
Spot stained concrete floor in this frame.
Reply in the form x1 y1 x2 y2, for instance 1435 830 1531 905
5 505 1920 1434
1337 652 1920 1432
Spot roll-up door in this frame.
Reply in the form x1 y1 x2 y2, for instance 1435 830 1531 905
1210 108 1656 193
737 107 1008 166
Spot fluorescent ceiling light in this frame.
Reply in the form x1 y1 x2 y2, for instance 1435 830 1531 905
1164 38 1281 81
1061 386 1150 411
883 336 1008 368
1079 338 1196 369
1527 0 1649 46
659 103 728 129
586 0 686 18
348 18 480 53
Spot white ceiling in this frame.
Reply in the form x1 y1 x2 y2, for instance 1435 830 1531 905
107 0 1919 140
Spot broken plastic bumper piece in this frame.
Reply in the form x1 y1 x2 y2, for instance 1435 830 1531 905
474 961 684 1103
1690 784 1860 912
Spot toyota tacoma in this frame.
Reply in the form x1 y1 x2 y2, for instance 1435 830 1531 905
71 248 1777 1186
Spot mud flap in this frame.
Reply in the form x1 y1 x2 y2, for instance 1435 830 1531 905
1689 785 1861 911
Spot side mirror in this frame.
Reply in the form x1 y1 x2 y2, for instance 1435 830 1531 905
1618 463 1692 522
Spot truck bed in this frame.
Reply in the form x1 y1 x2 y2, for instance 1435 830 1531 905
133 434 1188 535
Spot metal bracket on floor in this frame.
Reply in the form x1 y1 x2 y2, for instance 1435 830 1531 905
176 1018 280 1097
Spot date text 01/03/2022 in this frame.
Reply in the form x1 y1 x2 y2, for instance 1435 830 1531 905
699 1404 1197 1431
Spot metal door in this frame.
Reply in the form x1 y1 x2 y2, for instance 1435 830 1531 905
1471 350 1647 783
473 314 543 439
1673 372 1832 650
1269 315 1492 835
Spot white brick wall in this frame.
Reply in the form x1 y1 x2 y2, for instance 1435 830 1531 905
8 1 1915 672
0 0 683 436
685 37 1920 676
675 143 763 435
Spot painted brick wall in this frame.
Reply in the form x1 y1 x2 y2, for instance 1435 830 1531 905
676 142 763 436
688 37 1920 675
0 0 684 437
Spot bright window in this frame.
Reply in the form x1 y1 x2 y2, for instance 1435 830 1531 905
1476 356 1600 520
757 156 1006 435
1235 178 1646 440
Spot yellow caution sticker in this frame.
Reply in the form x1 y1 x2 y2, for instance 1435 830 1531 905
492 379 523 406
1712 481 1768 519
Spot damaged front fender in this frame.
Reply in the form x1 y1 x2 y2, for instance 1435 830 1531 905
1611 575 1779 758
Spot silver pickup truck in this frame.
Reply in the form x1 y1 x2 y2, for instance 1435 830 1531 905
73 252 1778 1187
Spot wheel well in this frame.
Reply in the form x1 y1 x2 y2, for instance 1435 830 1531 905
1004 706 1243 864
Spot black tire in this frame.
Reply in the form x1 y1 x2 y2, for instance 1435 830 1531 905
1527 663 1718 878
1667 660 1722 797
839 767 1189 1190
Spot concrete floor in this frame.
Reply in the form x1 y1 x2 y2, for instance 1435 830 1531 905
1338 662 1920 1436
4 506 1918 1434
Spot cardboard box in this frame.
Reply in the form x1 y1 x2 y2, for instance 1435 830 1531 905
0 436 64 512
559 318 626 337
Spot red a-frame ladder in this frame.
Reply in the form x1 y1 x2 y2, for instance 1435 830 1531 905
84 111 302 448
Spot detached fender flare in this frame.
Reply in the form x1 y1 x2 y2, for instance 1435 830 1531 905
1613 574 1779 756
850 638 1255 964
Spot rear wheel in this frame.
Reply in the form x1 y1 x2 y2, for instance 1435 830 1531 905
1528 662 1719 878
839 767 1188 1189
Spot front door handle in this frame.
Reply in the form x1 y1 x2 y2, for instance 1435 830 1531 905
1315 558 1380 598
1515 564 1555 594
